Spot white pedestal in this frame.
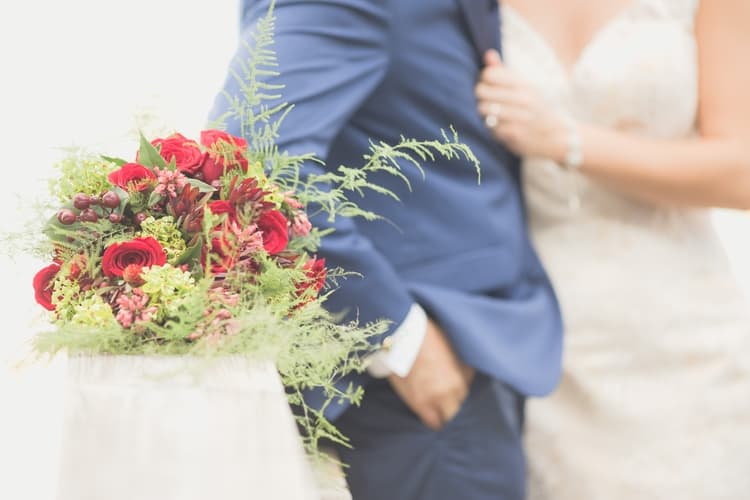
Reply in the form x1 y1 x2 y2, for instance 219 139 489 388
56 355 321 500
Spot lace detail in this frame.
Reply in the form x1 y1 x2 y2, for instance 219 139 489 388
502 2 750 499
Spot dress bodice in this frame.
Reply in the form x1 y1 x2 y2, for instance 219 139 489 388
502 3 750 498
504 0 700 228
501 0 744 324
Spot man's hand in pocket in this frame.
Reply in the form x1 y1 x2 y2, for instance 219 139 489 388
388 319 475 430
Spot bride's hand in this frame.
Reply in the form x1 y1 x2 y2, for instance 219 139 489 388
476 50 568 162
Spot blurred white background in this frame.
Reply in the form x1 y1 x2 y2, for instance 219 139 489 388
0 2 748 499
0 2 238 498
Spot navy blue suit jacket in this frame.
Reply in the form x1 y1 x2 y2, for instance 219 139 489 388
211 0 563 420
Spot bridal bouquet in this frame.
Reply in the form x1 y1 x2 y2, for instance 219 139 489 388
26 6 478 454
34 130 332 342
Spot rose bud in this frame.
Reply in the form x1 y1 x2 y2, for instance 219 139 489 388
57 208 77 225
101 191 120 209
73 193 90 210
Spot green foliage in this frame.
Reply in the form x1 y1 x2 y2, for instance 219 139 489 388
50 148 118 204
138 131 167 169
139 216 186 263
301 128 480 223
140 265 197 319
68 294 119 329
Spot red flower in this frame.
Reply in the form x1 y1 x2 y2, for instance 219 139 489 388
202 235 236 275
61 253 87 280
296 257 327 302
304 258 327 293
151 133 205 175
33 263 61 311
257 210 288 255
207 200 237 223
200 130 248 150
199 130 249 184
101 237 167 278
107 163 157 192
122 264 145 286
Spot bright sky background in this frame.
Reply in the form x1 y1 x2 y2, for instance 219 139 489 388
0 2 748 499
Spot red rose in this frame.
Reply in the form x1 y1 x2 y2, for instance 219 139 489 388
33 263 61 311
199 130 248 184
151 133 205 174
257 210 288 255
101 237 167 278
107 163 157 192
200 130 248 150
199 154 249 185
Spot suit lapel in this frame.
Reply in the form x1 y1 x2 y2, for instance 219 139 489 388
456 0 501 60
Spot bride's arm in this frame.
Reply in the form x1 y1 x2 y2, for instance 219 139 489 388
475 0 750 210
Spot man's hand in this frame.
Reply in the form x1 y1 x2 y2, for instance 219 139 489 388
388 319 474 431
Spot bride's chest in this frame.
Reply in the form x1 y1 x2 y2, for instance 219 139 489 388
503 5 699 137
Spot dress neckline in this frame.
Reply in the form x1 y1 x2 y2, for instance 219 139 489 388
502 1 642 81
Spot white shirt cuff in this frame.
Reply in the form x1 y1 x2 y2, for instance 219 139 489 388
365 303 427 378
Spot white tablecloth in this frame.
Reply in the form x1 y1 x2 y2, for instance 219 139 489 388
0 355 350 500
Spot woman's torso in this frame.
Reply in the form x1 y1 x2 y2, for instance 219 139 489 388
502 1 750 497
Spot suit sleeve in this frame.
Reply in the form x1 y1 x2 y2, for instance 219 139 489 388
209 0 415 343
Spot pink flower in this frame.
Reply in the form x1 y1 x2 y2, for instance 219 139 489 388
291 211 312 238
152 167 189 199
283 193 304 210
115 289 157 329
201 221 264 275
187 290 241 342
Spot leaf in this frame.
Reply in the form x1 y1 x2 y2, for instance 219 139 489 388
186 178 216 193
113 187 130 213
138 131 167 169
100 155 127 166
175 239 203 266
148 191 164 207
42 211 82 244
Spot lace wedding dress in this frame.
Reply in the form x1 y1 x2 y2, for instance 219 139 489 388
501 1 750 498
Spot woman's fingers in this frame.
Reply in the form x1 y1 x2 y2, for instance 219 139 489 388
479 64 522 88
475 85 531 107
484 49 503 67
478 100 531 124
